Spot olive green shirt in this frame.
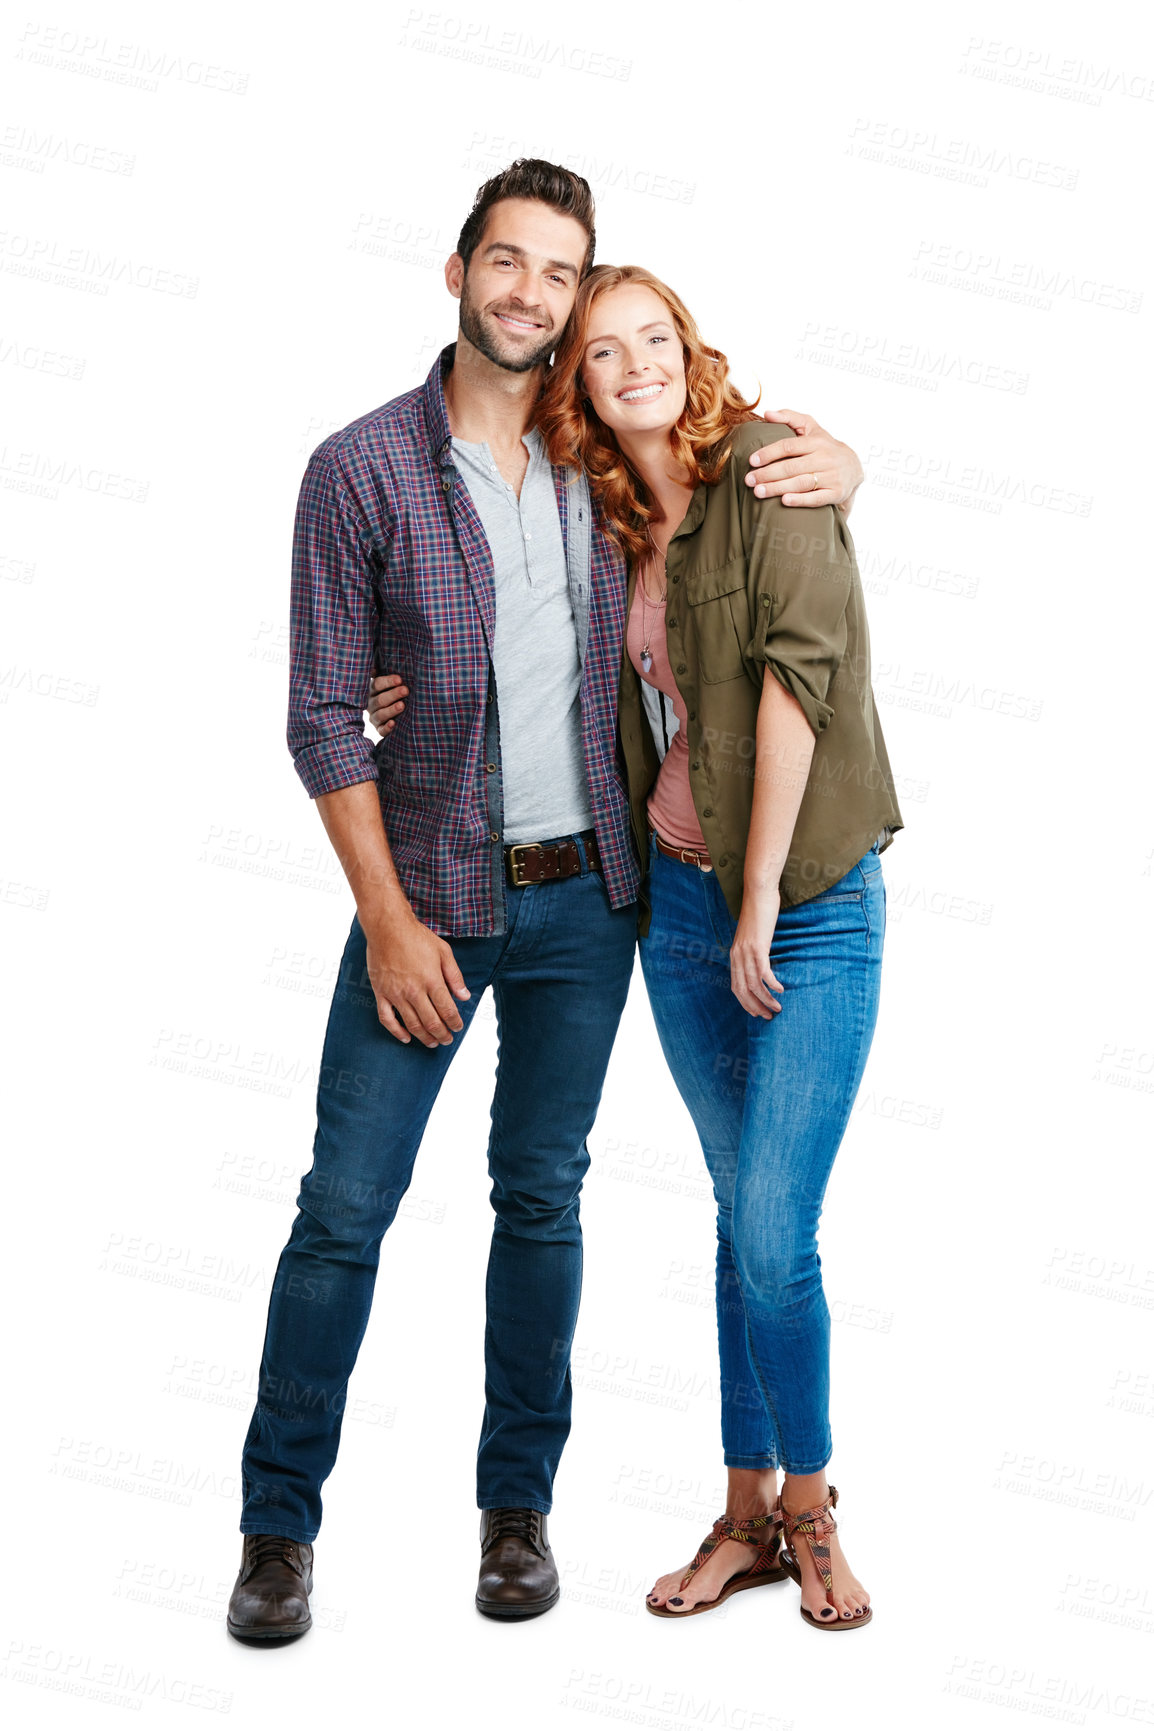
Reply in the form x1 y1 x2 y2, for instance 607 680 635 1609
617 420 903 928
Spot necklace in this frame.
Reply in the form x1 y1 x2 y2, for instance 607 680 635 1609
638 526 667 675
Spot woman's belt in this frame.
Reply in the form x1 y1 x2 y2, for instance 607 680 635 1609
651 831 713 873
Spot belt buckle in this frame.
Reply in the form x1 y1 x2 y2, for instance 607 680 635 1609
661 835 711 873
507 842 541 888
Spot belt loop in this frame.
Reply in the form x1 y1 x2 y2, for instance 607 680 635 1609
573 832 589 876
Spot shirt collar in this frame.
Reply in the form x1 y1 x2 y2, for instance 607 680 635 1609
669 436 737 542
422 343 458 467
671 483 710 541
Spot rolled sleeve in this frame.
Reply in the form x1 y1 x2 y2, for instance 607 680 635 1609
742 496 852 738
287 449 385 798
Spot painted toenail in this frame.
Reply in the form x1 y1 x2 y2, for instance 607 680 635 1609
842 1611 852 1619
820 1607 834 1617
669 1597 684 1607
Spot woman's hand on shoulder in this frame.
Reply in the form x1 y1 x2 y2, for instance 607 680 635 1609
730 886 784 1019
743 409 863 512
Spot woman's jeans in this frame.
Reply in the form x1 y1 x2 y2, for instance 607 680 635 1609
638 839 885 1473
240 848 637 1543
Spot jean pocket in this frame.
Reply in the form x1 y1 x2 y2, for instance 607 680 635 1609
859 849 883 885
810 848 880 904
810 873 864 905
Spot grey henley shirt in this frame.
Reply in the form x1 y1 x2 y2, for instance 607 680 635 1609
450 427 595 846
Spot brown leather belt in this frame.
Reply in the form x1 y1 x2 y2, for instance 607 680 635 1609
505 830 603 888
652 830 713 872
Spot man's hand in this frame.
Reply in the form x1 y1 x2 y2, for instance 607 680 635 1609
364 910 470 1048
730 887 784 1019
744 408 864 512
368 672 408 734
312 779 467 1048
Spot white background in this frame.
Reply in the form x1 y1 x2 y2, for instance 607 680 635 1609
3 1 1153 1726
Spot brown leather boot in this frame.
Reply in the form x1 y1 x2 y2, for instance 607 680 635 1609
227 1535 314 1643
476 1508 560 1620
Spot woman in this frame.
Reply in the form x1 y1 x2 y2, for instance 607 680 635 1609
538 265 903 1629
371 266 903 1629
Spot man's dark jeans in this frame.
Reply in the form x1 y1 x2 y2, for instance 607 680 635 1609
240 845 637 1542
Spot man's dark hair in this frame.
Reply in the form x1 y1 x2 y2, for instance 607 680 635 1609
456 159 596 279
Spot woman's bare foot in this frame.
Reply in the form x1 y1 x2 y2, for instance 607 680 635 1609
646 1468 779 1615
780 1474 870 1624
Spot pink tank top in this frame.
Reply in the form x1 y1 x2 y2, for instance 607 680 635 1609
625 579 710 858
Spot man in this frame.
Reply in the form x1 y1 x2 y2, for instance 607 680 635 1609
228 159 863 1643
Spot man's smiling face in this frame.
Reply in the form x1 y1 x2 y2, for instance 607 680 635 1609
450 197 587 374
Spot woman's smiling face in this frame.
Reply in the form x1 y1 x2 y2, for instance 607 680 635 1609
580 283 687 439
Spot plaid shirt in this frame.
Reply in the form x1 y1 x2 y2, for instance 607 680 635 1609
287 345 640 936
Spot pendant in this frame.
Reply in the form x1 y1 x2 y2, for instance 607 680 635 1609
640 651 653 674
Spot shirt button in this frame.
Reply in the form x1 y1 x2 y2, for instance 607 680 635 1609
671 574 680 584
486 762 496 773
490 830 500 843
667 617 677 628
688 710 696 721
676 663 687 674
691 760 700 771
761 595 771 608
703 807 713 818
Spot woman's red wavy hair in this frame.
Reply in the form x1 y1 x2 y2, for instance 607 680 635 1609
535 264 760 565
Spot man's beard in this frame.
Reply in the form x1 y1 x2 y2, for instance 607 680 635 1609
458 279 555 374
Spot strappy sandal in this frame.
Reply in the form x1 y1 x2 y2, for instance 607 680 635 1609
777 1486 873 1630
645 1510 786 1619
